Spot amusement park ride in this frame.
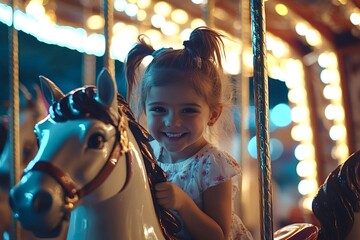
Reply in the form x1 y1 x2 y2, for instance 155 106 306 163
1 0 360 239
6 70 360 240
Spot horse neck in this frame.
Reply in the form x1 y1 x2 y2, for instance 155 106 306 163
67 130 165 240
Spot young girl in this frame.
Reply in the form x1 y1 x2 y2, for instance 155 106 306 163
125 26 253 240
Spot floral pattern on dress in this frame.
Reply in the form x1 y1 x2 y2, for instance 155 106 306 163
152 142 253 240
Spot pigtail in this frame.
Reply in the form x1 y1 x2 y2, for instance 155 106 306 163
184 27 236 150
184 26 226 70
182 27 227 100
125 35 155 101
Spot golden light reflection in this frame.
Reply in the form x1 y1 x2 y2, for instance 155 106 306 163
275 4 288 16
295 22 308 36
171 9 188 24
137 0 151 9
305 29 322 47
153 1 172 17
26 0 45 17
137 9 147 21
350 12 360 25
87 14 104 30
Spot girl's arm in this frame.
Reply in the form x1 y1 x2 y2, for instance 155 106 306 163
155 180 232 240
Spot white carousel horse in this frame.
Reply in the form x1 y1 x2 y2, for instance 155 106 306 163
9 69 180 240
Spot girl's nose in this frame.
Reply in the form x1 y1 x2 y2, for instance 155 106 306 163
165 112 182 127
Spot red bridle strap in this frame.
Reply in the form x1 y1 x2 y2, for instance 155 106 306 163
30 161 78 199
77 142 123 198
28 141 127 199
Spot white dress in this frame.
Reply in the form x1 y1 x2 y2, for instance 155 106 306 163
152 142 253 240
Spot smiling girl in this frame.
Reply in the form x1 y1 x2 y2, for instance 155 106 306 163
125 26 253 240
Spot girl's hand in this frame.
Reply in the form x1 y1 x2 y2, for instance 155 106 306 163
155 182 189 211
156 181 233 240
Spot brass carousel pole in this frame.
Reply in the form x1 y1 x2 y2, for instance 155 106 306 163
202 0 214 28
239 0 252 228
102 0 115 79
82 1 96 86
240 0 251 178
9 0 21 239
250 0 273 239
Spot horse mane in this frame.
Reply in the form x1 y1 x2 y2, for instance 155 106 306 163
117 94 181 239
49 87 115 124
48 86 181 239
312 150 360 240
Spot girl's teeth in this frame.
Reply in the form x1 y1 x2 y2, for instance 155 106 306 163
166 133 183 138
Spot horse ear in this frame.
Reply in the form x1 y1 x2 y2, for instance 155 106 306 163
96 68 118 111
33 84 50 115
39 76 65 105
19 83 32 102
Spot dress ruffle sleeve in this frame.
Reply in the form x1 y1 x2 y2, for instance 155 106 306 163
199 146 242 191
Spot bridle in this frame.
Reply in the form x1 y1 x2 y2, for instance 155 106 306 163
23 110 131 211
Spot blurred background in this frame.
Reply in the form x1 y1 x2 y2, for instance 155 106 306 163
1 0 360 238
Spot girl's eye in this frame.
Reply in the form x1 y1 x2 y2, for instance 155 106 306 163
88 133 106 149
150 106 166 113
182 108 198 113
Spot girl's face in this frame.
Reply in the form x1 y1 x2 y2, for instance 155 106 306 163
145 81 219 162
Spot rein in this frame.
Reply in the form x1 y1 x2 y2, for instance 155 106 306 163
24 112 131 210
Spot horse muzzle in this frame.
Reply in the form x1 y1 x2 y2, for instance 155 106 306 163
9 171 67 238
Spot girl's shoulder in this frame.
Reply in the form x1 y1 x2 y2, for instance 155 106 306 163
200 144 241 171
195 143 241 190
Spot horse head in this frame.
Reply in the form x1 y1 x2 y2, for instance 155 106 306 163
9 69 129 237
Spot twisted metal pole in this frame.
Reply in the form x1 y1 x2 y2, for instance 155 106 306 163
81 1 96 86
9 1 21 239
202 0 215 28
250 0 273 239
102 0 115 80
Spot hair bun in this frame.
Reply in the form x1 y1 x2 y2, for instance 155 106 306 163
183 40 192 48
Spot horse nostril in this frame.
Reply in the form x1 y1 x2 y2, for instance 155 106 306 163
32 190 53 213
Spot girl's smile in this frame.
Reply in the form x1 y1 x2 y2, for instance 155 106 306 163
163 132 186 139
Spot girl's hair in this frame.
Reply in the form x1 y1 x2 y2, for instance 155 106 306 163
124 26 235 146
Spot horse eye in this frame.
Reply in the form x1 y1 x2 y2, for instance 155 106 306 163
88 133 105 149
